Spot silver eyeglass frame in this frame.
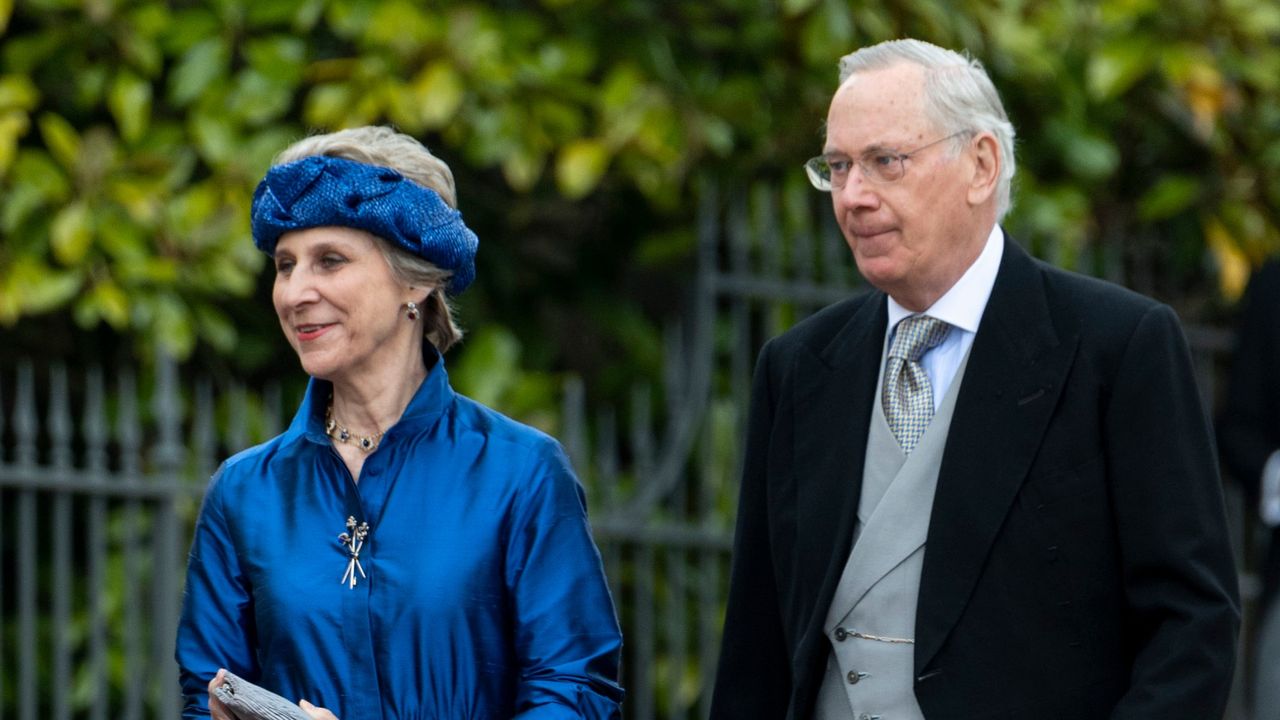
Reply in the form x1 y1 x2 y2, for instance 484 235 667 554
803 131 970 191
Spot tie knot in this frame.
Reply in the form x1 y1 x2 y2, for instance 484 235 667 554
889 315 950 362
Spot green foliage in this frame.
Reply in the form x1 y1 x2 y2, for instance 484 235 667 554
0 0 1277 379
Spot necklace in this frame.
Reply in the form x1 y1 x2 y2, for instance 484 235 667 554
325 400 384 452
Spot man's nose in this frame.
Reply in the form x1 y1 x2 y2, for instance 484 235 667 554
834 170 879 210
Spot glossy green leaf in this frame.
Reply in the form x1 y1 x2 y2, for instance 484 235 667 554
502 147 545 192
782 0 821 16
799 0 854 66
303 83 354 128
116 27 162 77
365 0 438 54
412 62 464 130
0 110 29 174
37 113 81 171
1062 133 1119 181
108 70 152 144
0 74 39 110
449 326 521 407
1 181 44 233
169 38 230 107
195 304 238 354
189 111 237 166
21 265 83 315
153 294 196 357
1086 40 1156 100
244 36 307 85
228 69 293 125
50 201 94 265
98 216 149 262
1138 175 1202 221
89 279 129 328
244 0 305 27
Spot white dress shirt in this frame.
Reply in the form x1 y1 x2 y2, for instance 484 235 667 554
884 224 1004 409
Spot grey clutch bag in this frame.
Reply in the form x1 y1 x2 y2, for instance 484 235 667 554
211 671 313 720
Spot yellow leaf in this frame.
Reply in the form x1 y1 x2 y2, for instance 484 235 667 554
412 61 464 129
1206 219 1250 301
50 201 94 265
555 139 609 199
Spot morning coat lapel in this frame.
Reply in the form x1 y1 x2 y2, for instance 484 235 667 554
791 291 887 707
913 238 1080 674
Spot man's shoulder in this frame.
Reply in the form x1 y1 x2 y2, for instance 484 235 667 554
1017 256 1189 360
993 246 1160 333
1037 260 1159 316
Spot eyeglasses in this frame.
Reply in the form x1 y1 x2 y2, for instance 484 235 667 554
803 132 968 191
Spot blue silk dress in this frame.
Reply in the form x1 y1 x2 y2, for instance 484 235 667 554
175 355 624 719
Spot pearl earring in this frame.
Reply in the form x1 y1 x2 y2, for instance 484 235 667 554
405 301 419 321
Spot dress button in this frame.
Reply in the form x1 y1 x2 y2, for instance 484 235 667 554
835 627 848 641
847 670 865 684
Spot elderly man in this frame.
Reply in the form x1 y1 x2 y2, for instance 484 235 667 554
710 39 1238 720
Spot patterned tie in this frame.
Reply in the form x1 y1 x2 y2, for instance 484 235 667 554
883 315 951 454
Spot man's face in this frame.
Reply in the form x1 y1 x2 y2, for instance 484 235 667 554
824 63 988 311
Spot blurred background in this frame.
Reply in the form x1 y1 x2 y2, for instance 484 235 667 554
0 0 1277 717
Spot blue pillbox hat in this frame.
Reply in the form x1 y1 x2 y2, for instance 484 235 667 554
251 155 479 294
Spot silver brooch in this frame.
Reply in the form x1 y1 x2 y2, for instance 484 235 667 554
338 516 370 589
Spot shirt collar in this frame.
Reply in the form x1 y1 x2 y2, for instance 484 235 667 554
886 224 1004 334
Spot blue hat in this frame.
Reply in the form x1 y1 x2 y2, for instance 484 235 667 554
250 155 479 294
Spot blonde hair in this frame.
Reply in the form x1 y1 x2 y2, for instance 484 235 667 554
273 126 465 352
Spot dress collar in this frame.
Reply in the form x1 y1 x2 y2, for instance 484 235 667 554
288 344 455 447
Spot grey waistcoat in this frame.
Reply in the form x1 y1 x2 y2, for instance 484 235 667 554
812 348 971 720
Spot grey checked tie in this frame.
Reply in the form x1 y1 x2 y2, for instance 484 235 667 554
883 315 951 454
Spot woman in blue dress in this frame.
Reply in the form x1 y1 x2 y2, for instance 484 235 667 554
176 126 624 719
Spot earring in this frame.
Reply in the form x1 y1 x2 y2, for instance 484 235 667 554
405 301 419 321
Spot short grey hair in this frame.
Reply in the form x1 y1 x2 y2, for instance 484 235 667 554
273 126 464 352
839 39 1017 219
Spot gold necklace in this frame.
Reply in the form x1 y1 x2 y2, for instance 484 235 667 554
325 400 384 452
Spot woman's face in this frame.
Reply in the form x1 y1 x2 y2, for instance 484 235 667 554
271 226 416 385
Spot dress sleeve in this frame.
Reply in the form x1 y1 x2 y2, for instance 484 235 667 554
175 464 261 719
505 441 625 719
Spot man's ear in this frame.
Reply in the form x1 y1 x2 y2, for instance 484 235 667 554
967 133 1001 207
